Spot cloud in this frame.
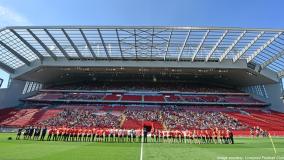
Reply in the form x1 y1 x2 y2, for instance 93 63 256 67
0 5 31 27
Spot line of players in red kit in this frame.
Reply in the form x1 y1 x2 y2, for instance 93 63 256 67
17 126 234 144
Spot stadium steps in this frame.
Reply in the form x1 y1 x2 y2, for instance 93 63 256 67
269 113 284 119
0 108 18 123
162 122 167 130
119 115 126 127
28 109 62 125
122 118 163 129
27 109 47 125
0 109 39 127
251 114 284 124
228 112 284 131
121 118 142 129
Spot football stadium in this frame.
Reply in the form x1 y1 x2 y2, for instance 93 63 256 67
0 25 284 160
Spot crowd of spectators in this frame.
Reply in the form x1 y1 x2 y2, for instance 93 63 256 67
37 106 247 131
161 106 247 130
123 110 163 122
39 108 122 128
122 106 246 130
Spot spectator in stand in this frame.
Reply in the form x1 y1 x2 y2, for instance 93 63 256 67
161 106 247 130
38 106 246 132
39 108 122 129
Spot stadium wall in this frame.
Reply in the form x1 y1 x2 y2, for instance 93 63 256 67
0 79 37 109
0 78 2 88
264 82 284 112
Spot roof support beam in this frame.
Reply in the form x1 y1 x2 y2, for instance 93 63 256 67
191 30 210 61
27 29 57 61
219 31 246 62
205 30 228 62
163 30 173 61
80 29 96 59
233 31 264 62
62 29 85 60
134 29 138 59
278 70 284 77
115 29 124 59
247 32 282 62
178 30 191 61
97 28 110 59
0 41 30 66
150 28 154 59
0 61 14 73
261 50 284 69
10 29 44 62
44 29 71 60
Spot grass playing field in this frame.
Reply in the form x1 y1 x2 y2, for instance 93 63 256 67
0 133 284 160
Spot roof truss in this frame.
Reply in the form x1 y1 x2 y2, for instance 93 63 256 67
178 30 191 61
44 29 71 60
0 40 30 66
97 28 110 59
233 31 264 62
163 30 173 61
0 61 14 73
62 29 85 60
247 32 282 63
0 26 283 76
205 30 228 62
219 31 246 62
191 30 210 61
79 29 96 59
261 50 284 69
27 29 57 60
10 29 44 62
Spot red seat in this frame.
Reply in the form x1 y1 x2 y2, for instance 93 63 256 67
144 95 164 102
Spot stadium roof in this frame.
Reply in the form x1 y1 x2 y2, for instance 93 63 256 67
1 26 284 76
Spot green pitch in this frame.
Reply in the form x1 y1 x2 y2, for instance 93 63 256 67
0 133 284 160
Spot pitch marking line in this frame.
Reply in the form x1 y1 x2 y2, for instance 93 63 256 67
140 134 144 160
269 134 277 154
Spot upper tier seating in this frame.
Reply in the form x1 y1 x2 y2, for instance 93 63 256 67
46 82 238 93
24 82 266 106
144 95 165 102
103 94 121 101
164 95 183 102
121 95 142 101
26 92 265 105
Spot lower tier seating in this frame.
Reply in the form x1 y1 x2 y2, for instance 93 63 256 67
1 106 284 136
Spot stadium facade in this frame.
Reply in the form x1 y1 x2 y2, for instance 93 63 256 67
0 78 3 88
0 26 284 112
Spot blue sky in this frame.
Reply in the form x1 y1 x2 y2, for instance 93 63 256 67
0 0 284 88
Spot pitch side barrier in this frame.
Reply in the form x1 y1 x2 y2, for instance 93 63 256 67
39 89 250 96
21 99 269 106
